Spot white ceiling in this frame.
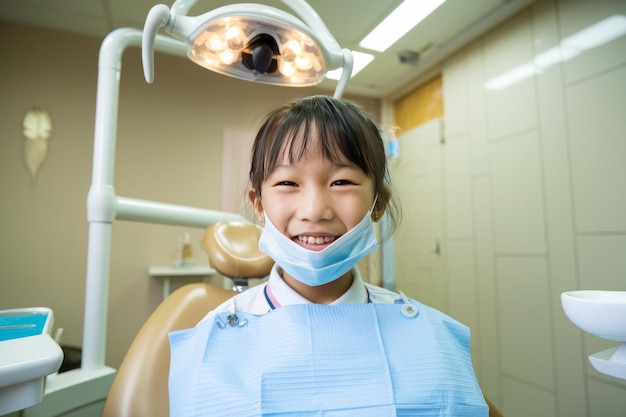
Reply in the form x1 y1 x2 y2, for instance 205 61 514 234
0 0 534 98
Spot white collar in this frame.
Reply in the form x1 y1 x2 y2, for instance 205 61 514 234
267 264 368 307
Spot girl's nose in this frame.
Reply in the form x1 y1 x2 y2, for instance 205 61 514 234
297 189 332 222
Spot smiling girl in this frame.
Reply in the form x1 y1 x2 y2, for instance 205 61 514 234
169 95 489 416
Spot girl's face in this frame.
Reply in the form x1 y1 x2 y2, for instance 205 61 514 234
250 140 376 252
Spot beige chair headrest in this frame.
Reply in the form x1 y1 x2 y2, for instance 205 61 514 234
203 221 274 279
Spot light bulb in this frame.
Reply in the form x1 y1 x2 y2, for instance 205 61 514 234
278 60 295 77
207 34 225 51
202 55 219 69
281 39 302 62
228 37 244 51
225 27 244 50
225 26 241 39
220 49 237 65
295 53 312 70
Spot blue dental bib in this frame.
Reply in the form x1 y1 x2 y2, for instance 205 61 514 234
169 301 488 416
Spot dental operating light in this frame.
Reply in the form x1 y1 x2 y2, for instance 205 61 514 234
81 0 352 378
143 0 353 96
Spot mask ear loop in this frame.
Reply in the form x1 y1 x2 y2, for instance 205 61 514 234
258 199 266 226
370 194 379 221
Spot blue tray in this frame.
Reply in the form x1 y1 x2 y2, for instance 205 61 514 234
0 311 50 341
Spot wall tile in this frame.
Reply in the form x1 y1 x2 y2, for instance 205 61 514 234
393 175 434 304
443 51 470 138
577 235 626 289
497 257 554 389
588 379 626 417
472 177 501 399
558 0 626 84
447 240 478 334
483 11 538 139
444 134 474 239
465 40 490 176
566 66 626 232
491 131 547 254
502 376 557 417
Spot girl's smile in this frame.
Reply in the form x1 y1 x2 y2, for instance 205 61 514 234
295 233 337 250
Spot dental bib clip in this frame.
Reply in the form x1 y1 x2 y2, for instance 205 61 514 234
399 291 419 318
216 299 248 328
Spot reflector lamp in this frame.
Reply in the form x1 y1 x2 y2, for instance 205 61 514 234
143 0 353 94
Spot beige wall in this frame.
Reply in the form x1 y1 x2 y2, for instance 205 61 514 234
391 0 626 416
0 21 380 369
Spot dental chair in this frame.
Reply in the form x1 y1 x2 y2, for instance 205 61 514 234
202 221 275 291
102 221 504 417
102 282 233 417
103 221 274 417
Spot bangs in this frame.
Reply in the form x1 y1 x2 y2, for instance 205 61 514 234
268 122 361 173
261 104 375 180
250 95 385 196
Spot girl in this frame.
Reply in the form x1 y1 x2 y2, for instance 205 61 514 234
169 95 489 416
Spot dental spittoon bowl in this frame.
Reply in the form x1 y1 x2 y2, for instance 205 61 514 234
561 290 626 380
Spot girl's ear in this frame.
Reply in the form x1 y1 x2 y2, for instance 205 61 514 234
248 188 264 221
372 187 391 222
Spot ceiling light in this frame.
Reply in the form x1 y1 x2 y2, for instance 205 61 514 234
359 0 447 52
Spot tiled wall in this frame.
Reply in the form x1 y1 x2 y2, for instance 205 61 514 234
394 0 626 415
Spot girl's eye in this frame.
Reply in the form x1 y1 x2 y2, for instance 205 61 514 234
331 179 354 186
275 181 297 187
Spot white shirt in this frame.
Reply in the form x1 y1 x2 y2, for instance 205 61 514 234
198 264 401 324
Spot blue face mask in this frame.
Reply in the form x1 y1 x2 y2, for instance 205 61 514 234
258 207 378 286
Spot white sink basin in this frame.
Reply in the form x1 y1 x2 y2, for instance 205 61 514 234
561 290 626 380
561 290 626 342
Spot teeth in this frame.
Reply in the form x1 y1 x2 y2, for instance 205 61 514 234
297 235 335 245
